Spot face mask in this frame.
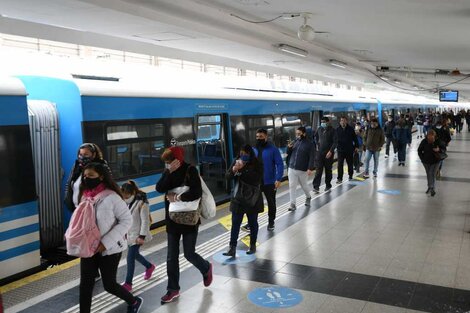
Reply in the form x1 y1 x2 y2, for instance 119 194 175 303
124 195 135 205
436 126 442 129
83 177 102 190
240 155 250 162
355 126 361 131
388 118 393 122
340 123 346 128
78 155 92 167
321 123 327 128
256 139 266 146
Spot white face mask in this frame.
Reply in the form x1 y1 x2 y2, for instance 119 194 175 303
355 126 361 131
124 195 135 204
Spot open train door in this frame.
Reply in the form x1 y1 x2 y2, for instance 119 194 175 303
195 114 231 202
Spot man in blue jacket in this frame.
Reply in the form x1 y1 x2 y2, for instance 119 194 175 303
246 128 284 231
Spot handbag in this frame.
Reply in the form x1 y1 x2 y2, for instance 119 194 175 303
234 179 261 208
169 210 200 226
435 151 448 160
199 177 216 219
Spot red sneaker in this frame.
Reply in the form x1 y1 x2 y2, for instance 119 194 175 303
161 290 180 303
144 264 156 280
203 263 213 287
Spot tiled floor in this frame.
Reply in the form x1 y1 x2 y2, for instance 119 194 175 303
5 130 470 313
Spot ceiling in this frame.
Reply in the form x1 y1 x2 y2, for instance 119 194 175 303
1 0 470 100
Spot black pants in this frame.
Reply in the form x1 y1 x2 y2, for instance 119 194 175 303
230 212 259 247
80 252 134 313
385 137 397 155
313 154 333 189
167 231 210 291
262 184 276 225
337 151 354 180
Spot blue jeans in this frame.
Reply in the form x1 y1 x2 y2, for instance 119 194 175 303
230 212 259 247
365 150 380 175
125 244 152 284
167 231 210 291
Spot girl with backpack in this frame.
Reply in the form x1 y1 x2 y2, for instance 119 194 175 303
76 162 143 313
121 181 155 292
155 146 213 304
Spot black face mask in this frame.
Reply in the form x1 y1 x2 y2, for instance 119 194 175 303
78 155 92 167
83 177 102 190
256 139 267 146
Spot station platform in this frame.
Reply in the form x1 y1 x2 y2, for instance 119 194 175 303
2 131 470 313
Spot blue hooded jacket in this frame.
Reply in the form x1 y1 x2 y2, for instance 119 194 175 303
253 142 284 185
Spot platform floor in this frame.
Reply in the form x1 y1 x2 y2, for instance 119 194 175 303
3 130 470 313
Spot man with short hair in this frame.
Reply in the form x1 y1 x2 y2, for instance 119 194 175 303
313 117 337 193
242 128 284 231
336 116 358 183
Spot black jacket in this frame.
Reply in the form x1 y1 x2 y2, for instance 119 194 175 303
64 158 109 212
418 139 441 164
432 126 451 149
226 160 264 215
155 162 202 234
287 138 315 171
383 120 396 138
336 125 359 153
314 126 337 155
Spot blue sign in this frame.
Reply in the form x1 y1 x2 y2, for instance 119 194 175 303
377 189 401 195
248 286 303 308
213 250 256 265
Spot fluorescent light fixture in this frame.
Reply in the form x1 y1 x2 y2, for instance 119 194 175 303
393 79 401 84
329 59 347 69
379 75 389 81
278 44 308 57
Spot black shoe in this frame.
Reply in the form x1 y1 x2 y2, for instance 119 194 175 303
288 203 296 211
313 187 320 194
241 224 250 232
223 246 236 257
305 197 311 207
430 189 436 197
246 245 256 255
425 188 430 194
336 179 342 184
348 175 353 180
267 223 275 231
128 297 143 313
325 185 332 192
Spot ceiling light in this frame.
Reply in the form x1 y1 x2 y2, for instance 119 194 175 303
379 75 389 81
297 13 315 42
393 79 401 84
329 59 347 69
278 44 308 57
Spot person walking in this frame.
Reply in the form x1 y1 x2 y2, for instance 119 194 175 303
155 147 213 304
121 181 155 292
242 128 283 231
76 162 143 313
354 123 364 173
432 120 451 178
313 117 337 193
392 119 412 166
416 113 424 139
383 115 397 159
286 126 315 210
335 116 358 183
418 130 444 197
224 145 263 257
363 118 385 178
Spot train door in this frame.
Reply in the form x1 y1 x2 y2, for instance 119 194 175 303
195 114 230 202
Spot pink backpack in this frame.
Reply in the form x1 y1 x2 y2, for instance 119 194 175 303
65 189 113 258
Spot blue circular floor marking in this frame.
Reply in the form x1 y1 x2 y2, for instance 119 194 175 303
348 181 366 186
248 286 303 308
212 250 256 265
377 189 402 195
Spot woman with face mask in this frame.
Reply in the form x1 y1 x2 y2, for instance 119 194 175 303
77 162 142 313
155 146 212 304
65 143 110 212
120 181 155 292
224 145 263 257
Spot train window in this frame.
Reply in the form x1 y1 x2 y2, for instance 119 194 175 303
107 123 164 141
0 125 37 207
280 115 302 144
247 117 274 128
106 140 165 177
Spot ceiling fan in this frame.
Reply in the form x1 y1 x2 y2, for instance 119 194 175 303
297 13 329 42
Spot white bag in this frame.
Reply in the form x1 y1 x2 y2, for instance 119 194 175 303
199 177 216 219
168 186 200 212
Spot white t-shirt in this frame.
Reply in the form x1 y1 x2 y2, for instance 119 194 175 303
72 175 82 207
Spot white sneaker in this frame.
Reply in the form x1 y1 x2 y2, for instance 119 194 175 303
394 153 398 159
384 154 389 159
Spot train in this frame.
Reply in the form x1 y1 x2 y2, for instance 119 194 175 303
0 74 441 283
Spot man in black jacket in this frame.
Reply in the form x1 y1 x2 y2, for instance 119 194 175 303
336 117 359 183
313 117 337 193
383 115 397 158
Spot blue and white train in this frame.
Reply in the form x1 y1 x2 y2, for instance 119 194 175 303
0 75 440 283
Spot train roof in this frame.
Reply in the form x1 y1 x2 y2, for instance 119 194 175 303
0 77 27 96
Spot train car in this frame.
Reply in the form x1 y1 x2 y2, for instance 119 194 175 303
3 74 440 282
0 78 40 282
